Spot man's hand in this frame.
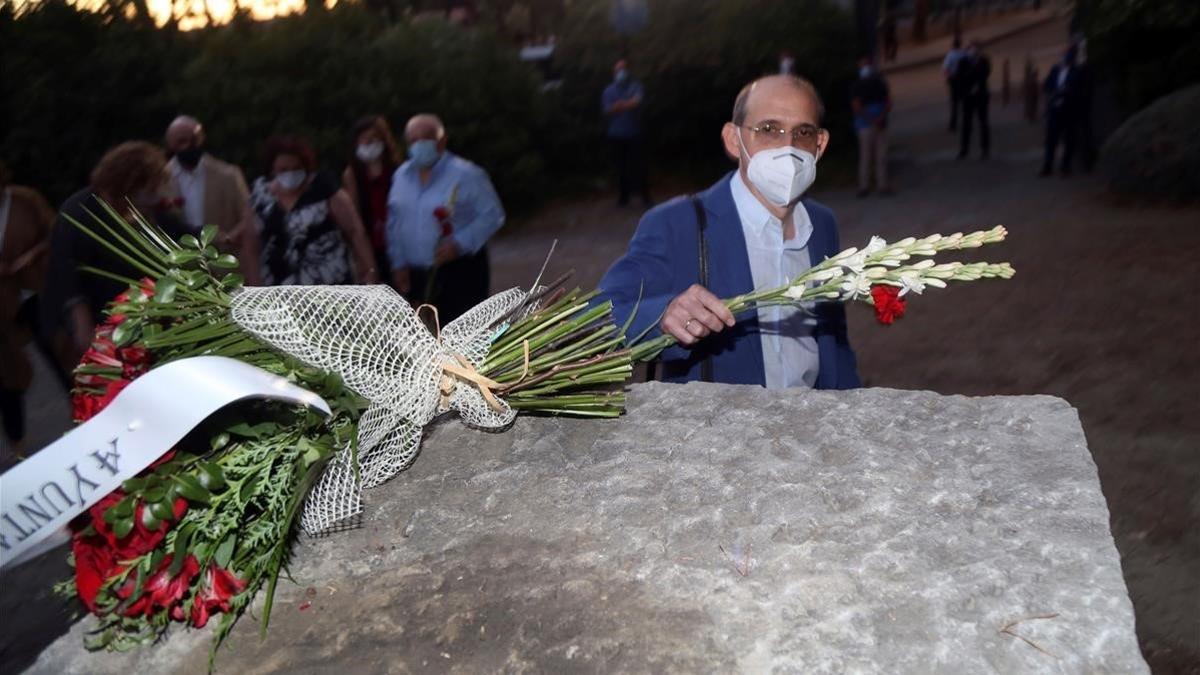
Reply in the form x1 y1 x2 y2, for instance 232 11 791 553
392 267 412 294
660 284 735 346
434 240 460 266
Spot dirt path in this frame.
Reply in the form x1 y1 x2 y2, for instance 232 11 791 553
490 17 1199 673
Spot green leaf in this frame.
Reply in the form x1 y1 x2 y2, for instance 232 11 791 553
113 497 135 518
154 277 178 304
210 432 230 451
226 422 279 438
169 525 194 575
112 516 135 539
211 254 239 269
179 234 200 249
214 533 236 568
173 475 211 504
144 486 167 503
167 249 201 266
181 270 208 288
197 461 226 491
238 473 261 502
110 319 141 346
149 499 175 522
120 477 145 492
139 507 160 531
200 225 218 248
220 273 245 288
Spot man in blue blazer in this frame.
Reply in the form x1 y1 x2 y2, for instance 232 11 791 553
597 75 861 389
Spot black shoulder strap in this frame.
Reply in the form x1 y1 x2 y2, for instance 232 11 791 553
691 195 715 383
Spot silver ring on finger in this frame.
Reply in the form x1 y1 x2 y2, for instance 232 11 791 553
685 319 695 330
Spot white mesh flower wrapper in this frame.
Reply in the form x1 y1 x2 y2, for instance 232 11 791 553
230 284 528 534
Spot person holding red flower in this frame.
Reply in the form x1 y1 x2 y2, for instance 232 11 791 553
385 114 505 322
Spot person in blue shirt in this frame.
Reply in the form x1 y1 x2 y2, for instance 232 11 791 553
851 56 893 197
385 114 505 322
602 59 652 207
596 75 860 389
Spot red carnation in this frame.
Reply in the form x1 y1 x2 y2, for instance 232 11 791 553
71 533 119 613
870 285 907 325
72 378 132 422
433 205 450 222
118 345 151 378
116 554 199 618
190 565 247 628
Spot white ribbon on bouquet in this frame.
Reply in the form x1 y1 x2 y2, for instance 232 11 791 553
0 356 329 570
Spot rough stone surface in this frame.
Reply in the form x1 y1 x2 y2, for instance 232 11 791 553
1101 83 1200 204
26 383 1146 674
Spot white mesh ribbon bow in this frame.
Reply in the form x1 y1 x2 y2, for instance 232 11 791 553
230 285 527 534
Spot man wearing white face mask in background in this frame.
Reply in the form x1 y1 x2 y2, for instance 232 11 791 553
385 113 505 322
598 75 860 389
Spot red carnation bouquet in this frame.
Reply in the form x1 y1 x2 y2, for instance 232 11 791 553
53 218 364 660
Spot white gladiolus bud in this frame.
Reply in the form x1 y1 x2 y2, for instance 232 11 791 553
865 266 888 278
807 267 845 282
784 285 807 301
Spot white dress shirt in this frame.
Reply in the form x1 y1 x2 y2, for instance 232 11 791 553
171 156 207 231
729 172 820 389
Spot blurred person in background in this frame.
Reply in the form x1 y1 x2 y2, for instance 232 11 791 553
943 37 966 131
164 115 259 283
602 59 652 208
0 162 56 455
1040 45 1083 177
778 50 796 76
247 136 378 287
386 114 504 322
851 55 893 197
39 141 184 369
342 115 402 286
956 41 991 160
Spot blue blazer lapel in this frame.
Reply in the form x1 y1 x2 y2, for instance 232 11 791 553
697 173 765 385
699 173 755 299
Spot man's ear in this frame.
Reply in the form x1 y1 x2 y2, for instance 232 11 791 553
438 136 449 152
815 131 831 161
721 123 742 163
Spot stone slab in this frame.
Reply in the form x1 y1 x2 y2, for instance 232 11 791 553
26 383 1147 673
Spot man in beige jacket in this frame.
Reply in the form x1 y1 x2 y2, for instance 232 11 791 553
164 116 261 283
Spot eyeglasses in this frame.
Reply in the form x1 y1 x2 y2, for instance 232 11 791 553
742 122 826 149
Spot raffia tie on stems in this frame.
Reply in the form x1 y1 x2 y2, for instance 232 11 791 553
416 303 507 412
229 285 532 534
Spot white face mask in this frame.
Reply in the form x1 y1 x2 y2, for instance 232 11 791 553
356 141 384 163
275 169 307 191
738 129 818 207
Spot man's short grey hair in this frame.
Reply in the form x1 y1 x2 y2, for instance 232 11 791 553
731 75 825 125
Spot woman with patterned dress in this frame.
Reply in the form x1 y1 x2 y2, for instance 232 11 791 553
247 136 378 286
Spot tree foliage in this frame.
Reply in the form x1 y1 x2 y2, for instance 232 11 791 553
2 0 857 209
1081 0 1200 114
